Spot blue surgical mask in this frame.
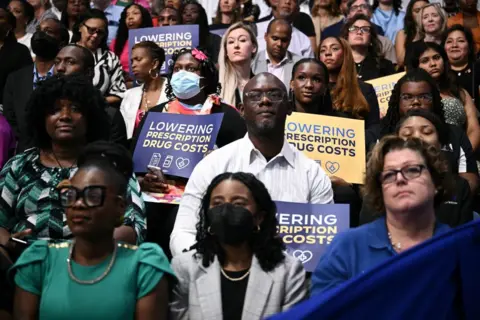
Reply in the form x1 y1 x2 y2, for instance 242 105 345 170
170 70 203 100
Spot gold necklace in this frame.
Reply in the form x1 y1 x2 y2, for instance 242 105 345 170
220 268 251 282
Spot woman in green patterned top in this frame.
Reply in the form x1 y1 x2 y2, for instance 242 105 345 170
0 75 146 263
10 141 174 319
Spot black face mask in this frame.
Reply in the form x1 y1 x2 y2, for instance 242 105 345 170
207 203 255 246
31 31 60 60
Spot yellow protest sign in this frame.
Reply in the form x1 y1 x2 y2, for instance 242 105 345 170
285 112 366 184
366 72 405 118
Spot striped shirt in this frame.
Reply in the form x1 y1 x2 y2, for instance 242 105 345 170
169 135 334 256
0 148 146 243
92 47 126 99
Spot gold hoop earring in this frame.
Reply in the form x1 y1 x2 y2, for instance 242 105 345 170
149 68 159 79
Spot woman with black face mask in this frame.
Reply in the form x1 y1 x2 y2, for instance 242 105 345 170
170 172 307 320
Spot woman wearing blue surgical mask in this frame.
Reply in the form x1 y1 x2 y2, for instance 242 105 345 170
132 47 246 258
170 172 307 320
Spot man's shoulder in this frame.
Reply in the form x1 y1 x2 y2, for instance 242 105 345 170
7 64 34 82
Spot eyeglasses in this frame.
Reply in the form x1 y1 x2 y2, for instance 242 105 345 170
245 90 285 103
400 93 433 103
348 26 371 34
59 185 107 208
82 24 106 37
379 164 427 184
350 4 369 11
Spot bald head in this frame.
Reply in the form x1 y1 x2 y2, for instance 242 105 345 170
244 73 287 99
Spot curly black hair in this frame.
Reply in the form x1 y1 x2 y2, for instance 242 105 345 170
342 14 383 64
372 0 402 14
77 141 133 196
403 0 426 49
408 41 463 103
25 74 111 149
290 58 334 114
191 172 286 272
165 47 221 100
380 68 445 136
114 4 153 57
443 24 476 64
71 9 109 50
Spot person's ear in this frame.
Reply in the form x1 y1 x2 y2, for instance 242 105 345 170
152 58 160 71
239 102 245 118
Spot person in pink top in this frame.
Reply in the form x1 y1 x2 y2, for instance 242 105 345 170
0 115 15 169
110 3 153 83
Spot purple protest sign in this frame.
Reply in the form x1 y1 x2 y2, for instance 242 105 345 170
275 202 350 272
133 112 223 178
128 25 199 75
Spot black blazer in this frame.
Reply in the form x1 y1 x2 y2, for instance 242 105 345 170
3 64 34 153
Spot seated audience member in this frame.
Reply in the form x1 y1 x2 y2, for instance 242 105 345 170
371 0 405 43
8 0 35 56
72 9 126 105
342 14 395 80
26 0 57 33
378 69 478 192
256 0 315 58
120 41 168 142
395 110 473 226
153 6 181 26
110 4 153 74
0 115 15 169
219 22 258 108
252 18 301 89
60 0 90 32
319 37 380 129
169 72 334 256
395 0 429 69
9 141 173 319
170 172 306 319
290 57 363 225
54 44 128 147
0 8 32 107
0 75 146 263
91 0 123 46
409 41 480 151
181 0 222 63
133 47 246 258
443 25 478 104
3 17 67 153
321 0 397 64
418 4 447 45
312 136 451 295
447 0 480 53
310 0 343 46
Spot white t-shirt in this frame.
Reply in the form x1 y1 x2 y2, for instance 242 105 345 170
17 33 34 59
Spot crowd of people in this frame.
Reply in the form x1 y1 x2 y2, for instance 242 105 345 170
0 0 479 318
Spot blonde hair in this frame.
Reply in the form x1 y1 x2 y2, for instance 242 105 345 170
218 22 258 107
417 3 447 39
326 37 369 119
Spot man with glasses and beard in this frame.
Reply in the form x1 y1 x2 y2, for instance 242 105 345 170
169 72 334 257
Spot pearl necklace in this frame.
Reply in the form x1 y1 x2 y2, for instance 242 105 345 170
388 232 402 252
220 268 251 282
67 240 117 285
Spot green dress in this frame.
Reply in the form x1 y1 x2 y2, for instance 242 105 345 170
10 240 175 319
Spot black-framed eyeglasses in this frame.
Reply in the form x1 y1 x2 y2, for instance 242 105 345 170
400 93 433 103
245 90 285 103
350 4 369 11
348 26 371 34
59 185 107 208
82 24 106 37
379 164 427 184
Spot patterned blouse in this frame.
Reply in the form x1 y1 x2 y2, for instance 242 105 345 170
92 47 127 99
0 148 146 243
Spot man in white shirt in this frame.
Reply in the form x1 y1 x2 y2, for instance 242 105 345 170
252 18 302 89
256 0 314 57
169 73 334 256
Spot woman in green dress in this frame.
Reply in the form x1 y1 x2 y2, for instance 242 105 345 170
9 141 174 319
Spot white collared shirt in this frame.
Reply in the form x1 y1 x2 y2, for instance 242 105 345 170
266 50 290 87
169 134 334 256
256 19 314 58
